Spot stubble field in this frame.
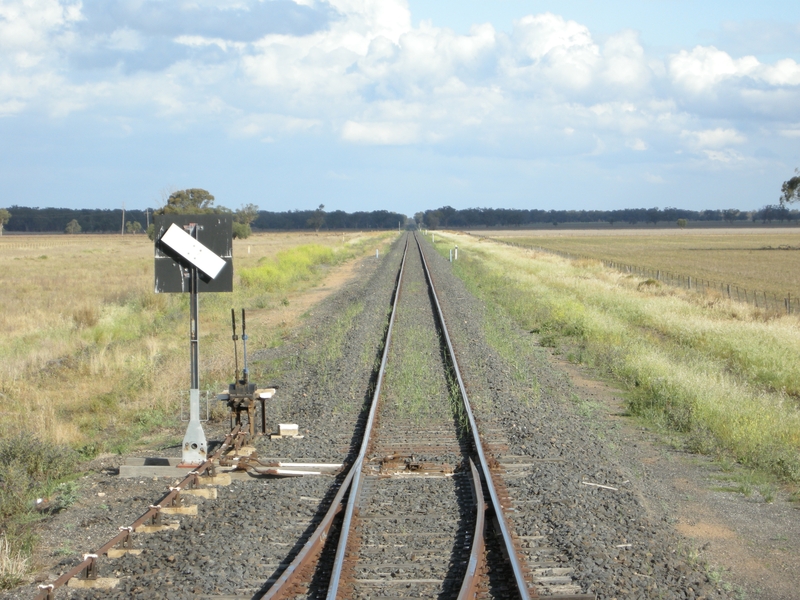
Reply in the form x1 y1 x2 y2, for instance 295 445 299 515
487 228 800 300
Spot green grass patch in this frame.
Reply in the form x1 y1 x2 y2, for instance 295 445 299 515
240 244 351 291
429 232 800 484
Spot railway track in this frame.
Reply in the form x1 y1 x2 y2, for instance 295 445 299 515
261 233 591 600
34 233 594 600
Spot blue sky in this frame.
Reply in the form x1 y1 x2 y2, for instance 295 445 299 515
1 1 799 215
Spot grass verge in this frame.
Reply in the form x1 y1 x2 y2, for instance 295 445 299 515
428 232 800 484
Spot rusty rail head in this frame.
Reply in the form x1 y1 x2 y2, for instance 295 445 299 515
415 233 533 600
457 459 486 600
259 466 357 600
33 425 242 600
326 234 410 600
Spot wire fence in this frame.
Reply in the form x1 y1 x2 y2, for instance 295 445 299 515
482 236 800 315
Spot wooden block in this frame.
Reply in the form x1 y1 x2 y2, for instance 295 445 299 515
135 522 180 534
198 474 231 486
67 578 119 589
279 424 298 437
230 446 256 457
183 488 217 499
107 548 143 558
161 505 197 516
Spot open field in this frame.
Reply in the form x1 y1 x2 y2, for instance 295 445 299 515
0 231 395 453
432 231 800 485
482 228 800 300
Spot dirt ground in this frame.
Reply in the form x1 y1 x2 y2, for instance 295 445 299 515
552 355 800 600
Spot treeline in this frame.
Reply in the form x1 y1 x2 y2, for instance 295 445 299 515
254 209 406 230
3 206 149 233
2 206 407 233
418 205 800 228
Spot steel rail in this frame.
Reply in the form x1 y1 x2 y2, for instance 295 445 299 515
415 232 533 600
34 425 244 600
326 234 410 599
259 235 410 600
457 459 486 600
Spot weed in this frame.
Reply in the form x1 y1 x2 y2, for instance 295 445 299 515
72 305 99 328
757 484 775 503
0 534 27 590
48 481 80 512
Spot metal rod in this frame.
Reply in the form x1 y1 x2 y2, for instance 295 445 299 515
190 264 199 390
241 308 249 383
231 308 239 381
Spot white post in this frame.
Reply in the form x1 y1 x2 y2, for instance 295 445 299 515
454 246 458 260
432 233 435 243
376 249 379 258
449 249 453 262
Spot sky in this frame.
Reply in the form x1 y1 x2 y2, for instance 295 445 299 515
1 0 799 216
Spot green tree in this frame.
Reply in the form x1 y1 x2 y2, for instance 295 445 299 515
235 203 259 226
156 189 218 215
780 169 800 206
231 203 258 239
677 218 687 229
307 204 325 232
125 221 142 234
232 221 251 239
0 209 10 235
65 219 81 234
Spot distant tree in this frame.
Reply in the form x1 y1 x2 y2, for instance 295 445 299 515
677 218 687 229
723 208 740 223
235 203 259 226
125 221 142 234
156 189 218 215
780 169 800 206
413 212 425 227
307 204 325 232
647 207 660 225
0 209 10 235
65 219 81 234
230 203 258 239
232 221 251 239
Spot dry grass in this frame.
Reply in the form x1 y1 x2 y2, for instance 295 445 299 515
0 231 393 452
431 231 800 482
0 534 27 589
486 228 800 299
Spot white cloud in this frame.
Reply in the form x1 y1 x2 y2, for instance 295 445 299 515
1 0 799 179
669 46 759 93
681 128 746 149
644 173 664 184
703 149 745 163
341 120 419 144
626 138 647 151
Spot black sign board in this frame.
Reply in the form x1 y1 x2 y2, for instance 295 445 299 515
154 214 233 293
